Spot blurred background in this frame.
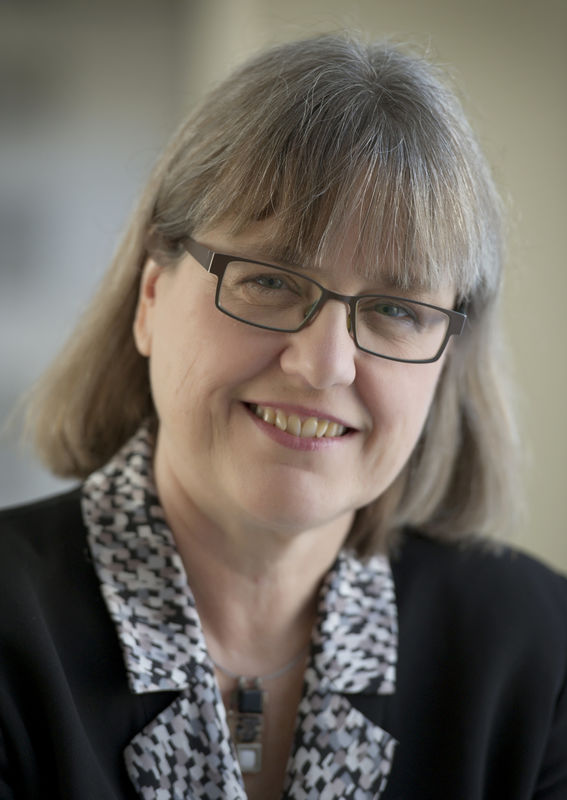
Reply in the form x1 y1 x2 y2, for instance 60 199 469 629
1 0 565 569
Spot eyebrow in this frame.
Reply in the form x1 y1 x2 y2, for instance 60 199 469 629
230 245 416 291
225 242 300 268
203 238 448 301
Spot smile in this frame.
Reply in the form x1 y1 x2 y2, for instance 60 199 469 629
250 404 347 438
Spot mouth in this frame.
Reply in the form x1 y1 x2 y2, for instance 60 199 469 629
248 404 350 439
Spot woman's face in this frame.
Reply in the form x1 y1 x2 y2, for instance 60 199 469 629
134 220 453 538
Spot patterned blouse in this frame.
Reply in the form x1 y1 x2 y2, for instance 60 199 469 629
81 426 399 799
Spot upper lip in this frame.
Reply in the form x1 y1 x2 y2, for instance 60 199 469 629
245 401 359 431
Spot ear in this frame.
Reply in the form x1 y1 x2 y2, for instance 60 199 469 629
133 258 163 357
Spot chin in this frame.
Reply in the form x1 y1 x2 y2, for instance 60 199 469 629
235 489 352 538
225 464 367 536
245 504 325 534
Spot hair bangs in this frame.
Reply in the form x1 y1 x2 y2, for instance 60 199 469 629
152 38 501 307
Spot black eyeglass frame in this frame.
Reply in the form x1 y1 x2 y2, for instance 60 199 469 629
184 237 467 364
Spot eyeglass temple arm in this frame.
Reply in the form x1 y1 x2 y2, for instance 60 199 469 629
184 237 214 271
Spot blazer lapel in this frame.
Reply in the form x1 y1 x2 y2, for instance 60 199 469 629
83 430 247 798
282 553 399 799
124 688 247 800
285 675 396 799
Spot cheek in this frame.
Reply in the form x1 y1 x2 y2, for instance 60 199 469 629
149 303 280 417
145 297 202 414
359 365 444 499
408 364 445 418
366 361 445 443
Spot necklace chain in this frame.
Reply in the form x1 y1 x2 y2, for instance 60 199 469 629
210 644 308 683
213 645 308 775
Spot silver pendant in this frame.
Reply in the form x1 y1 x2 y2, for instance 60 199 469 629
228 678 265 774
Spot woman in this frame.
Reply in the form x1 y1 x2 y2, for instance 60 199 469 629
1 34 565 800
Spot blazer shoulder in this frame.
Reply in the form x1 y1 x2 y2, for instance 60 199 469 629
0 488 85 581
0 487 82 524
0 487 82 531
392 530 567 649
393 528 567 591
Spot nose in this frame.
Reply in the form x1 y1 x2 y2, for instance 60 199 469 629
279 300 357 389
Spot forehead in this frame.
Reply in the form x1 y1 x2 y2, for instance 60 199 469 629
195 218 456 300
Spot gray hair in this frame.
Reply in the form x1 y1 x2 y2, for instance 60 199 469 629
24 33 519 553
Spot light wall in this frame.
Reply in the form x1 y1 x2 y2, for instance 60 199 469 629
1 0 565 570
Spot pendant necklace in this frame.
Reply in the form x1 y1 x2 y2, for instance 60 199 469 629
210 646 308 774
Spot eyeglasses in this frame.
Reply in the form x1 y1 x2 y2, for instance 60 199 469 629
184 237 466 364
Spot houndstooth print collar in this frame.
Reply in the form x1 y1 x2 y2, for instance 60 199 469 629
83 425 398 799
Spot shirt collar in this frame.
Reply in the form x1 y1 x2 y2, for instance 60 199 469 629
82 425 397 698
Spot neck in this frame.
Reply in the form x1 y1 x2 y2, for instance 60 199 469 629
153 449 352 676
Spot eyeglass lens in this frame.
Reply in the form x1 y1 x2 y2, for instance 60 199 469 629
217 260 451 361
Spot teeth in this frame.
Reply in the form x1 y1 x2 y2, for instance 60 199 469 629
300 417 318 438
262 407 276 424
275 409 287 431
316 419 329 437
253 405 346 439
287 414 302 437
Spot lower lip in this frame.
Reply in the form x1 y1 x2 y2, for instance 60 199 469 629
244 404 354 451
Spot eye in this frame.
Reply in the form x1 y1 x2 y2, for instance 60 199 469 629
357 296 422 333
252 275 289 291
370 301 419 324
373 302 412 319
226 263 302 295
238 268 308 299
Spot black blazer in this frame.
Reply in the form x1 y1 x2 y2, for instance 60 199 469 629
0 490 566 799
